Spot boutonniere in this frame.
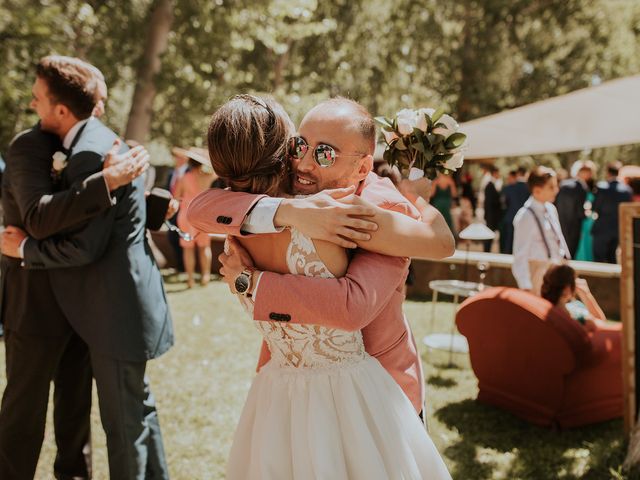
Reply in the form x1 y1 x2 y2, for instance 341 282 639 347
52 151 68 172
51 151 68 180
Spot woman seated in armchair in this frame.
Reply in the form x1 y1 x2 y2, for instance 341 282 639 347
540 263 607 331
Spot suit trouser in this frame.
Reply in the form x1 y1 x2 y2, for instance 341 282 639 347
502 223 514 254
0 329 92 480
593 235 618 264
89 351 169 480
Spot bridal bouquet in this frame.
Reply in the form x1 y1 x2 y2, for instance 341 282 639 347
375 108 467 180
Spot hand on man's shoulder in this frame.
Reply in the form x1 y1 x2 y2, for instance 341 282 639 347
360 172 420 219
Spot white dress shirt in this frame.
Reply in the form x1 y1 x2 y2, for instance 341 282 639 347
242 197 284 234
63 118 89 150
511 196 570 290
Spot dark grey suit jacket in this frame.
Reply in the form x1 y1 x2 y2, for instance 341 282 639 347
0 124 114 336
21 118 174 361
592 180 633 241
502 181 530 224
555 178 587 258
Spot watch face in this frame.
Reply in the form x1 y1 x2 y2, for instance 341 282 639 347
235 274 250 293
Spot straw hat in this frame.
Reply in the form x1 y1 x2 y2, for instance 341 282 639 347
172 146 211 164
172 145 208 162
620 165 640 180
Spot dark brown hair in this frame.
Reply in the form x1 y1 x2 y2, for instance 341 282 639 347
36 55 98 119
607 161 622 177
540 263 576 305
207 95 292 196
527 166 556 192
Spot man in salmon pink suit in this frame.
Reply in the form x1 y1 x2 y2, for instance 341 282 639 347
187 98 454 417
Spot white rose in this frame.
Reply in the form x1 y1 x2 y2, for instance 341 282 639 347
433 114 459 137
416 107 435 131
52 151 68 172
416 114 428 132
418 107 435 117
382 129 399 143
444 152 464 171
396 108 417 135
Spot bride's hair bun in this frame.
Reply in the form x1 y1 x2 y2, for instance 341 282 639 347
207 94 293 196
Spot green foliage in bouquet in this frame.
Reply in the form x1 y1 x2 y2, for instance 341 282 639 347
375 108 467 180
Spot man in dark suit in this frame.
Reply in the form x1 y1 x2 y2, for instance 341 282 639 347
554 160 595 258
500 166 529 254
482 165 503 252
0 123 148 479
0 56 172 479
592 162 633 263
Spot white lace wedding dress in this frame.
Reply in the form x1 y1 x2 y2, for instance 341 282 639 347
227 228 451 479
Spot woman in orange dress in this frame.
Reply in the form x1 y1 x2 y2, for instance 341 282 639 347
175 154 217 287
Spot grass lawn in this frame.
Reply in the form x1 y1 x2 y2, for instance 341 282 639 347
1 276 631 479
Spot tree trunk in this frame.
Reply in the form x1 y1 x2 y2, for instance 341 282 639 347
125 0 173 142
273 39 293 92
455 1 475 122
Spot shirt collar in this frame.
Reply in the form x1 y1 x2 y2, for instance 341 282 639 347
525 196 547 213
62 118 90 150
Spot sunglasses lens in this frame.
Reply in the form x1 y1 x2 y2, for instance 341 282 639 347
315 144 336 167
288 137 307 159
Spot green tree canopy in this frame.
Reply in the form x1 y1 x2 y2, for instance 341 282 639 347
1 0 638 169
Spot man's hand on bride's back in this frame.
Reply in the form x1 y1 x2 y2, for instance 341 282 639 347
274 186 378 249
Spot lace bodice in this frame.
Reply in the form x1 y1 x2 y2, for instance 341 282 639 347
239 228 365 369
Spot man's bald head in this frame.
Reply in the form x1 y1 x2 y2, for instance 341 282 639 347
306 97 376 155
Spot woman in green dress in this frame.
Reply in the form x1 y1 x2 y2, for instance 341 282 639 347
575 189 595 261
430 173 457 235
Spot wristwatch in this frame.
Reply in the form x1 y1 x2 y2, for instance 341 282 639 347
234 268 254 296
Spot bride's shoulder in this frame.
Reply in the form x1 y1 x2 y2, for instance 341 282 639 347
289 228 348 278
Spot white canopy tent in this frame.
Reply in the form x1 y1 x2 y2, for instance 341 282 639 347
459 75 640 159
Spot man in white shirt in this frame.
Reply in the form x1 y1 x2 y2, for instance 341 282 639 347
512 166 570 291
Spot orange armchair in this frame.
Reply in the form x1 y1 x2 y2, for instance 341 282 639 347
456 287 623 428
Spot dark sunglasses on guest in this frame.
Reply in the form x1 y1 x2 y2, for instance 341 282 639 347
287 136 366 168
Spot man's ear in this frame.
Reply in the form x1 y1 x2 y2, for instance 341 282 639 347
57 103 81 125
54 103 69 118
355 154 373 181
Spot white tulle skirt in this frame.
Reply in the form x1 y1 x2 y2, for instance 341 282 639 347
226 355 451 480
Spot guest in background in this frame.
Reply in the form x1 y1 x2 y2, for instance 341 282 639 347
168 147 189 194
555 160 596 259
166 147 190 271
458 171 476 234
556 168 569 182
506 169 517 186
619 165 640 202
175 149 217 288
476 164 493 220
540 263 607 331
592 161 633 263
574 162 598 261
482 165 503 252
512 166 570 292
500 166 529 254
460 171 477 213
430 172 457 235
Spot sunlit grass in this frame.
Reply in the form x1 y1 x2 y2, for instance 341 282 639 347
0 278 629 479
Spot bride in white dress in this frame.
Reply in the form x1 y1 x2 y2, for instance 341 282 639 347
206 95 451 479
